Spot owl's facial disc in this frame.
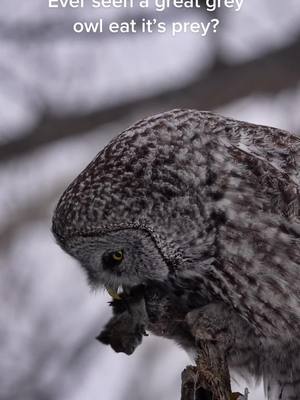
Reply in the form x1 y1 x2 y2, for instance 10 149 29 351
64 229 170 293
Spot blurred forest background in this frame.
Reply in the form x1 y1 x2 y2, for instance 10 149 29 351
1 0 300 399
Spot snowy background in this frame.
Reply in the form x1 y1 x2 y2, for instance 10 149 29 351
0 1 300 399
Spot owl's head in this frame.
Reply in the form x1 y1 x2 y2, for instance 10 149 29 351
53 225 171 297
52 109 201 295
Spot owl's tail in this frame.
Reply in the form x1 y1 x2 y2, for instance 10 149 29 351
264 359 300 400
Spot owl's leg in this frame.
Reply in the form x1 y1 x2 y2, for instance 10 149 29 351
185 302 242 351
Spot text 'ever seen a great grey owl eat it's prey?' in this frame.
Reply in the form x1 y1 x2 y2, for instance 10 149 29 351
52 109 300 400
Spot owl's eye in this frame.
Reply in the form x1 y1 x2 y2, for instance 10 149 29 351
112 250 123 262
102 250 124 270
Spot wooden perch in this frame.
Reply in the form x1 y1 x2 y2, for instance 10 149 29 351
181 341 249 400
181 341 232 400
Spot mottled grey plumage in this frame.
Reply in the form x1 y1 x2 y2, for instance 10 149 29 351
53 109 300 400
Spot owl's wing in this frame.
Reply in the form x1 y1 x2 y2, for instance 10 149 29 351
192 117 300 339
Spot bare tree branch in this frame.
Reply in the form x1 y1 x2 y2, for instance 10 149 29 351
1 35 300 164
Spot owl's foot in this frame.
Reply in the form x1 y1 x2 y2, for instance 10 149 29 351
185 303 235 351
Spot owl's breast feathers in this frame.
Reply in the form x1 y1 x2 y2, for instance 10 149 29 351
52 109 300 337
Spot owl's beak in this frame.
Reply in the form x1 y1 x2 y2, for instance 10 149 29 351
105 285 121 300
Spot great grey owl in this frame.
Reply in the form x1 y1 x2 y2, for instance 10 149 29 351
52 109 300 400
